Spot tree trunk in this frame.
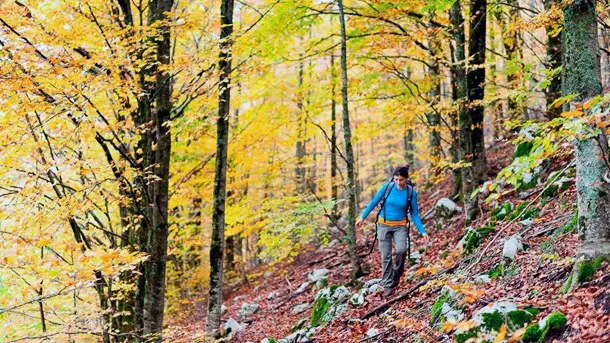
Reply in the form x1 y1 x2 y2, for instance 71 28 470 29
206 0 234 337
296 58 306 194
460 0 488 221
427 29 442 161
142 0 174 339
337 0 364 280
497 0 524 120
544 0 562 119
330 52 339 224
562 0 610 291
452 0 474 218
449 8 463 199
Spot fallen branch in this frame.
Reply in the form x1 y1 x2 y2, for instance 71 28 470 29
307 251 339 266
359 262 460 320
523 212 573 239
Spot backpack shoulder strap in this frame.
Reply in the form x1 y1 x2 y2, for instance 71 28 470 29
376 181 395 221
406 182 413 215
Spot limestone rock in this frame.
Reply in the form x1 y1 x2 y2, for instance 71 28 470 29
238 303 260 319
223 318 245 337
308 268 329 282
472 301 517 326
503 235 523 260
366 328 380 338
435 198 462 218
297 281 310 293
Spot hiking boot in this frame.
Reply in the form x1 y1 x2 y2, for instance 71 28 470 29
383 287 396 298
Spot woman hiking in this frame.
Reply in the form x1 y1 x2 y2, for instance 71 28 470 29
356 166 428 297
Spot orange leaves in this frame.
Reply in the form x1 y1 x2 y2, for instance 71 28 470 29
493 324 507 342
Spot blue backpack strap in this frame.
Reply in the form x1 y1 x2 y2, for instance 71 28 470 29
406 183 413 259
375 181 395 224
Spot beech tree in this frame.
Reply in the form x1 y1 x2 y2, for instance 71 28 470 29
561 0 610 291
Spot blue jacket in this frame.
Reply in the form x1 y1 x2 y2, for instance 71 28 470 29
361 183 426 234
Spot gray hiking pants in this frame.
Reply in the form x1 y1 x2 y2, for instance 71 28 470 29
377 224 409 289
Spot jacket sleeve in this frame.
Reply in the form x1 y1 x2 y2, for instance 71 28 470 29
410 190 426 235
361 184 388 219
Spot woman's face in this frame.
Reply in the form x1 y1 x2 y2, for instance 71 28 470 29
393 175 408 189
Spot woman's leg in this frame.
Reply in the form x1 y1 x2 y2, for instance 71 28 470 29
377 224 395 289
392 226 408 286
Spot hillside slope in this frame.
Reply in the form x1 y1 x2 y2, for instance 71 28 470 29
167 144 610 343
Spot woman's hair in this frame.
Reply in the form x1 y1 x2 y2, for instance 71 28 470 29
393 165 410 178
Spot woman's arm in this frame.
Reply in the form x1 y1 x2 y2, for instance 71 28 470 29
360 183 388 219
410 190 426 235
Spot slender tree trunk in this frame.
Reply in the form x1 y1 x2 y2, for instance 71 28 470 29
562 0 610 291
497 0 524 120
427 29 442 161
544 0 562 119
206 0 234 337
296 58 306 193
404 128 415 166
330 52 339 223
337 0 363 280
449 10 463 198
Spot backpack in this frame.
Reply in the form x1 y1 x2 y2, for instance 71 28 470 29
369 178 414 258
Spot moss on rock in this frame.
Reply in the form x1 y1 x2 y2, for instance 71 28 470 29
514 141 534 158
454 327 480 343
481 311 504 331
522 323 542 343
507 309 534 329
310 297 330 327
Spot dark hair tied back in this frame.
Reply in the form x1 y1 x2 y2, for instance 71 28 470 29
393 165 409 178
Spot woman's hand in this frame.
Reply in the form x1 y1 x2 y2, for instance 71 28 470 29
420 232 430 244
356 218 364 228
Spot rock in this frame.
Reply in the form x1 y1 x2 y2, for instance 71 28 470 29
519 124 537 140
363 279 382 295
472 301 517 326
292 303 309 314
455 227 473 250
364 278 382 288
519 218 534 226
221 304 227 315
366 328 380 338
312 286 352 325
441 302 465 322
297 281 310 293
502 235 523 260
367 283 382 294
238 303 260 319
349 292 365 306
315 278 328 290
285 329 305 342
308 268 329 282
264 271 273 278
435 198 462 218
474 275 492 284
291 318 307 332
479 181 495 198
267 291 279 300
222 318 245 337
